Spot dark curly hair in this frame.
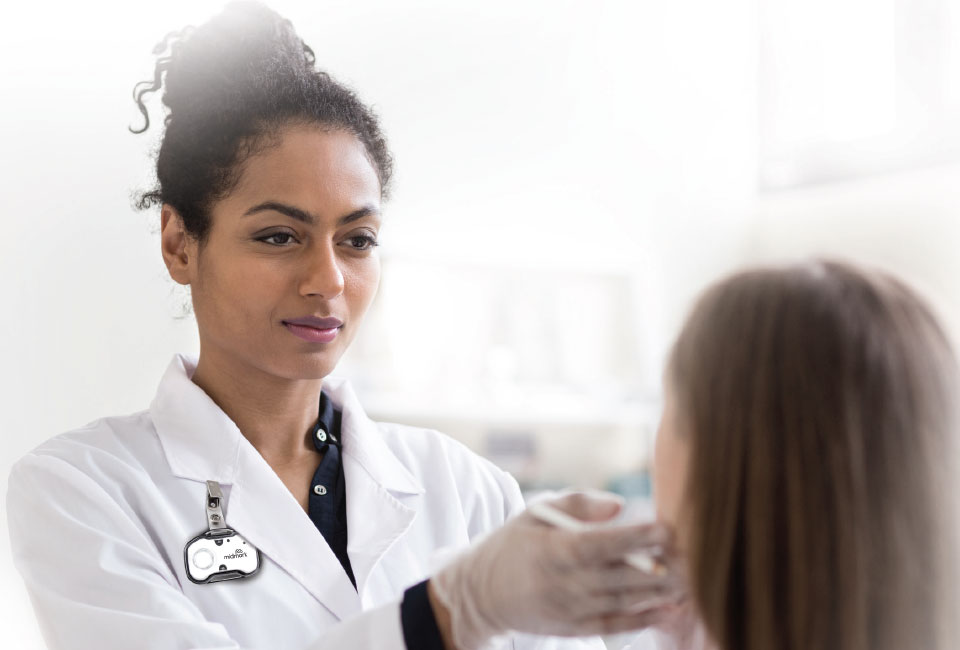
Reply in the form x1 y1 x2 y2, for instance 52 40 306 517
131 1 393 244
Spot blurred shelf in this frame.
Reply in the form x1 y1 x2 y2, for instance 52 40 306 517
364 394 662 430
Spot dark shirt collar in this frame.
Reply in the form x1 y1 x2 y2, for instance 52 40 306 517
310 390 342 451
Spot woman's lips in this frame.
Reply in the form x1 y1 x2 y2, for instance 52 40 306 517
282 317 343 344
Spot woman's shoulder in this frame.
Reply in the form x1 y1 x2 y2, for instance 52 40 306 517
18 410 155 460
326 377 523 518
8 410 166 498
373 420 525 528
375 420 514 483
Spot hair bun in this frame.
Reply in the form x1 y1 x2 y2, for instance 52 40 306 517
131 1 314 133
131 1 392 228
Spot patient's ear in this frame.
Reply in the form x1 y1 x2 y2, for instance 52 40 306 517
160 204 195 286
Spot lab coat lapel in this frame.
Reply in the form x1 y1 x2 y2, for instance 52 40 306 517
151 355 361 621
326 378 425 600
227 441 362 621
341 452 416 600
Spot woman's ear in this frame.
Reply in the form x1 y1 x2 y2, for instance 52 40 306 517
160 204 194 286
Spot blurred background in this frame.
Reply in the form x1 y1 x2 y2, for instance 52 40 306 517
2 0 959 647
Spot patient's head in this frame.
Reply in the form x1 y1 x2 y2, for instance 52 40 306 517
654 260 959 650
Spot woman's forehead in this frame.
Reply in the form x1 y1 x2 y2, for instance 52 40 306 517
229 126 382 215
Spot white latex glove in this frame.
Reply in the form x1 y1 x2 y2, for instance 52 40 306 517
636 598 709 650
431 491 684 649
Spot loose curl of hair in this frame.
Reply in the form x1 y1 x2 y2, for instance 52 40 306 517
130 1 393 244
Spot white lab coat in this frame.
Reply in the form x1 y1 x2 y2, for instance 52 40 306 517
6 354 611 650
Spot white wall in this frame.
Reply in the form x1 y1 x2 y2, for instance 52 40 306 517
747 165 960 343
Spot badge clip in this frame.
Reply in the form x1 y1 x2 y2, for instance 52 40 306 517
183 480 261 584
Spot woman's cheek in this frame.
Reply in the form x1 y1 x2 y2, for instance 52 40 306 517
653 427 675 525
348 258 381 311
653 409 689 533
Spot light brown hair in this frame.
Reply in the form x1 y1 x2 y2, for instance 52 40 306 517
668 260 959 650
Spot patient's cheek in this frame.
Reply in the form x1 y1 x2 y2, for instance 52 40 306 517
653 400 690 541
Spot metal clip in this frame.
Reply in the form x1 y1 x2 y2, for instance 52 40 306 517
205 480 228 532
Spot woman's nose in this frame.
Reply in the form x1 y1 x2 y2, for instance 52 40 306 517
299 242 345 299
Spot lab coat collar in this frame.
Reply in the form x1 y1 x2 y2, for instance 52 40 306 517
149 354 424 496
149 354 243 485
150 354 424 618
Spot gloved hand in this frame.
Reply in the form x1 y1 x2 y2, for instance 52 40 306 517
639 598 708 650
430 491 685 649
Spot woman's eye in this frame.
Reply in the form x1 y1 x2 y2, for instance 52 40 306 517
257 232 297 246
344 235 379 251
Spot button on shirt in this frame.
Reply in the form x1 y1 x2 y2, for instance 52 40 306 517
308 391 355 588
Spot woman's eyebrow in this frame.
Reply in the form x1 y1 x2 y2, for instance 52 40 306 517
338 206 381 225
242 201 380 225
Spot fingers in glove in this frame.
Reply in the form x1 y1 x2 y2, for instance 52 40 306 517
544 490 625 523
564 603 683 637
577 561 684 593
568 521 673 565
573 579 686 618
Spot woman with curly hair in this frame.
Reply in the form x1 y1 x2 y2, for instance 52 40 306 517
6 3 680 649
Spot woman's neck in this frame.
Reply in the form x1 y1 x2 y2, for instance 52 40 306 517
190 347 324 468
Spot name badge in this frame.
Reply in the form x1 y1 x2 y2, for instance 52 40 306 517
184 480 261 584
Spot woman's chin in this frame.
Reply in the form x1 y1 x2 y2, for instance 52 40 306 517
278 354 343 380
